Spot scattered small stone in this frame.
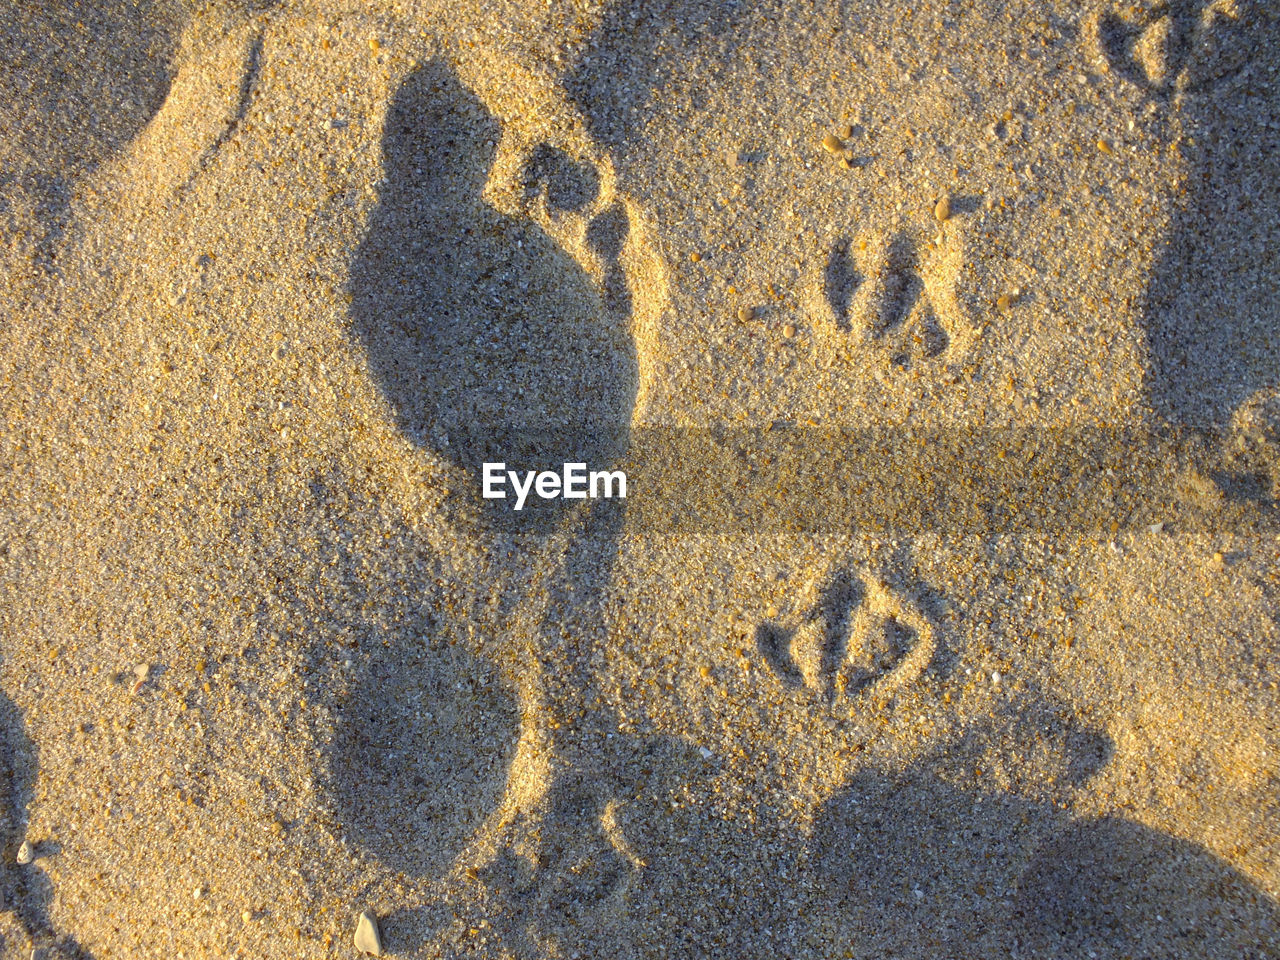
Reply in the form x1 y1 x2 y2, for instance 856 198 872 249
690 251 702 263
839 157 854 171
838 123 853 139
355 910 382 956
991 670 1002 686
193 885 205 900
996 294 1013 312
698 746 713 760
822 133 845 154
737 305 757 323
16 840 33 865
934 196 952 222
368 37 381 53
1149 521 1165 534
1096 138 1113 154
782 323 796 338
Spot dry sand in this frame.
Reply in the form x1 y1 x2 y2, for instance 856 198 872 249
1 0 1279 957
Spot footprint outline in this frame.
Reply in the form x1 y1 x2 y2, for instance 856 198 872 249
814 223 975 369
756 569 939 710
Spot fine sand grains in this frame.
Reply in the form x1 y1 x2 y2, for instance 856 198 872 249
0 0 1278 957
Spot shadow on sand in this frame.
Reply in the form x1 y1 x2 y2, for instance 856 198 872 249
321 17 1280 958
1124 1 1280 427
0 694 93 958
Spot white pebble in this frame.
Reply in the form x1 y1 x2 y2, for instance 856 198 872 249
991 671 1002 685
355 910 382 955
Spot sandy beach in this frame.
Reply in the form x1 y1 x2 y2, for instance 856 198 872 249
1 0 1278 956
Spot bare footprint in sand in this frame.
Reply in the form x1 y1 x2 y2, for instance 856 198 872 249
322 54 663 927
348 59 639 497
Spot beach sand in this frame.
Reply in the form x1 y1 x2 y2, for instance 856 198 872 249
1 0 1278 956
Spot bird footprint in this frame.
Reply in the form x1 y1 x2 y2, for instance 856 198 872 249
756 569 937 707
1090 0 1261 96
819 222 974 370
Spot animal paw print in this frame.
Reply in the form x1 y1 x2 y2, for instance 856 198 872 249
756 570 937 708
822 224 972 369
1091 0 1260 96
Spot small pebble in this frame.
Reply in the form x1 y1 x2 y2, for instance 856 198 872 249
822 133 844 154
782 324 796 338
193 885 205 900
737 305 757 323
1097 139 1112 154
355 910 382 956
934 196 952 222
699 746 713 759
996 293 1014 312
689 251 702 263
838 123 853 139
368 37 381 53
16 840 33 865
991 670 1002 686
